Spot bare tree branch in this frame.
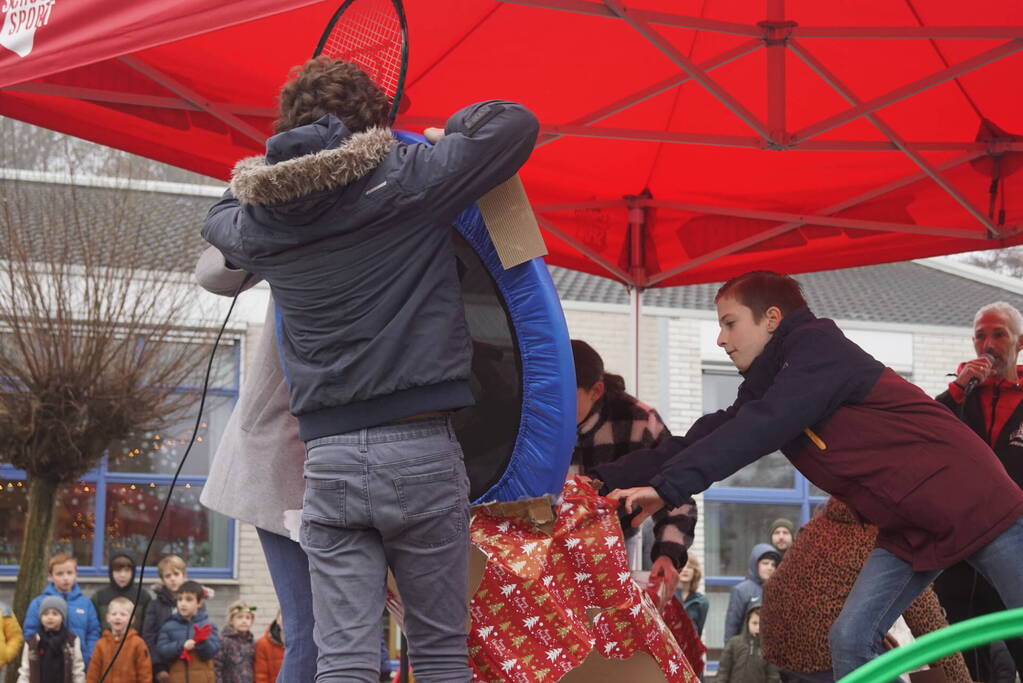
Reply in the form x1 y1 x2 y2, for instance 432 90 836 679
0 122 219 638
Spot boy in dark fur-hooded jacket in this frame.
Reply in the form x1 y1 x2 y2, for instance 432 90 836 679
202 56 537 682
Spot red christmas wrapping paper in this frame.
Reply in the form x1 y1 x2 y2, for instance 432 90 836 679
659 591 707 678
468 478 700 683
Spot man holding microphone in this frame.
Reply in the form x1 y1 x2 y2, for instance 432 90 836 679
935 301 1023 682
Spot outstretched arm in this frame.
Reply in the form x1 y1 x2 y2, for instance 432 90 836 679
646 498 698 601
403 101 539 226
201 190 248 270
651 328 878 507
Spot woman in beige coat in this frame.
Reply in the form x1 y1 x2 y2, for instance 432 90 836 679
195 247 316 682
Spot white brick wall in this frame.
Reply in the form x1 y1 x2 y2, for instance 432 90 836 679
912 331 974 398
236 522 279 634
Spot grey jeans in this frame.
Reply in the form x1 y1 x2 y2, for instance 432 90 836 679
301 417 472 683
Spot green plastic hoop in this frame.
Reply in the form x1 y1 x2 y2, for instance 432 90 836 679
839 608 1023 683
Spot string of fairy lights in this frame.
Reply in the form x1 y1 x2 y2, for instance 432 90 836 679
1 418 216 566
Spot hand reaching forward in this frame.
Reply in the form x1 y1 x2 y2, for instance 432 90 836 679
607 486 665 527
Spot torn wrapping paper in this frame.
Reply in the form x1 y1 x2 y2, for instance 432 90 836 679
468 477 700 683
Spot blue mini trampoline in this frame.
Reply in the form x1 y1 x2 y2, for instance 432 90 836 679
277 131 576 503
397 130 575 502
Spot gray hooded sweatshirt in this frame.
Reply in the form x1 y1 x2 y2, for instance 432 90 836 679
724 543 781 642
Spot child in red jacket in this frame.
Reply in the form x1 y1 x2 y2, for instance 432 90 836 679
253 613 284 683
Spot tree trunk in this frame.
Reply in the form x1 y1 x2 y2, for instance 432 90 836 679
5 476 59 683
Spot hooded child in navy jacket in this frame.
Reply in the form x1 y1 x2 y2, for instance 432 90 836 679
609 270 1023 678
723 544 780 642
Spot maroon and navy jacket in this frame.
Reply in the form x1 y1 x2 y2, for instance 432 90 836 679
644 306 1023 572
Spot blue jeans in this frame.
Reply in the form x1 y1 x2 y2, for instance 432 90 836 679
300 417 471 683
831 516 1023 680
257 527 319 683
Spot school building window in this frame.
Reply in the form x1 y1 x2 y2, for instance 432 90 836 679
699 368 828 654
0 339 240 580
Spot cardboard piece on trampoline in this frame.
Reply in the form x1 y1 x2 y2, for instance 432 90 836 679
477 174 547 270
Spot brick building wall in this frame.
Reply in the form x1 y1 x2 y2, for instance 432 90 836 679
913 329 976 398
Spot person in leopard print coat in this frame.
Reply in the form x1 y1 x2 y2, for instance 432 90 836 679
760 498 970 683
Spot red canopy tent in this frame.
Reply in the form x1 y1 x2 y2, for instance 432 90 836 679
2 0 1023 380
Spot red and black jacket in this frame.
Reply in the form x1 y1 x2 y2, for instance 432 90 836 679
640 306 1023 571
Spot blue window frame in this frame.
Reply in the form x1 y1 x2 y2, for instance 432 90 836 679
0 338 240 580
699 368 827 652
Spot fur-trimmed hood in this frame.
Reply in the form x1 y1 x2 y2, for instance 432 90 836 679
201 99 540 440
230 115 394 206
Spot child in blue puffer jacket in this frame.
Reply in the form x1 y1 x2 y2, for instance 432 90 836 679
22 553 100 669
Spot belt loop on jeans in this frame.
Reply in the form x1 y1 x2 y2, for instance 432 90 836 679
358 428 369 452
446 417 455 442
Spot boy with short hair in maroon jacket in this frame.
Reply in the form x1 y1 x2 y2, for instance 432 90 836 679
610 270 1023 679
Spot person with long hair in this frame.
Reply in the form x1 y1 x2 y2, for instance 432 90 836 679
676 554 709 637
572 340 697 599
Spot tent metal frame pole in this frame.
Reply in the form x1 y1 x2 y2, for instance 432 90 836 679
2 82 199 110
645 151 987 285
535 39 762 148
543 128 1023 150
627 200 647 394
540 124 762 147
117 56 267 144
602 0 772 141
790 40 1002 238
791 26 1023 39
641 200 985 239
4 83 1013 153
791 39 1023 145
499 0 760 36
765 0 788 146
498 1 1023 40
793 140 1023 152
534 200 627 212
629 285 641 394
535 215 635 284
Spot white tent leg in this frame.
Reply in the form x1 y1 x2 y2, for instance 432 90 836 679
630 285 641 395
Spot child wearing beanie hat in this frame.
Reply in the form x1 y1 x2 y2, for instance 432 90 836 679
17 595 85 682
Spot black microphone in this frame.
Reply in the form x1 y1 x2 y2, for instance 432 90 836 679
964 352 997 394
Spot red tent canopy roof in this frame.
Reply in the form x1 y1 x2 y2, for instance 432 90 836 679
2 0 1022 286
